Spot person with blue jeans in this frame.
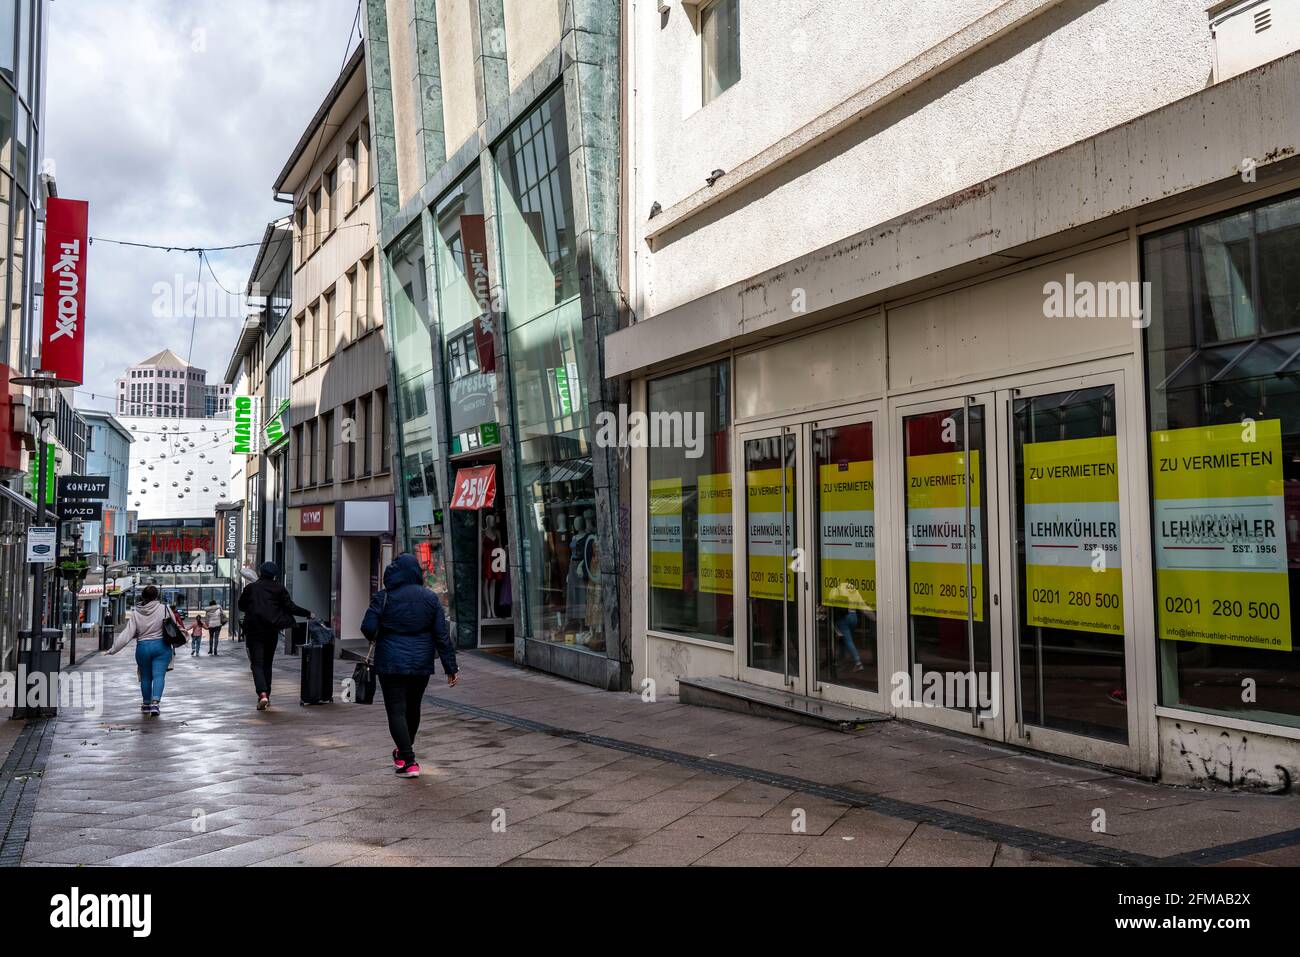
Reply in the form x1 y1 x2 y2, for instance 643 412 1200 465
109 584 177 716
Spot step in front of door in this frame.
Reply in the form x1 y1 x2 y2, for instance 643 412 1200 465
677 676 891 732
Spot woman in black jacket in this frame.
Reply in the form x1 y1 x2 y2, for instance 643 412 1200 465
361 553 459 777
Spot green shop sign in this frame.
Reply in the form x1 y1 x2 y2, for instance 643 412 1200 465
452 421 501 455
27 442 56 505
264 399 289 449
232 395 258 456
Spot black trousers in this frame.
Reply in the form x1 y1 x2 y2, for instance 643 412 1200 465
208 627 220 654
245 633 278 695
378 673 430 762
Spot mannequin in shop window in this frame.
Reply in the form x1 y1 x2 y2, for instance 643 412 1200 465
481 513 506 618
583 532 604 651
565 512 591 642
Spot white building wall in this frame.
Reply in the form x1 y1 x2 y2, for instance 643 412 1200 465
121 416 234 521
632 0 1213 318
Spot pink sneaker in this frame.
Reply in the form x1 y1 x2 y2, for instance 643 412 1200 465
392 748 403 769
395 760 421 778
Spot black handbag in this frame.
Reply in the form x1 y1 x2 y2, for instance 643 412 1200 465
351 661 377 704
351 591 386 704
161 610 187 648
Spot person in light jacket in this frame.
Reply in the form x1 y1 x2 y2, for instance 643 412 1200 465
204 599 226 656
361 553 459 778
109 585 178 717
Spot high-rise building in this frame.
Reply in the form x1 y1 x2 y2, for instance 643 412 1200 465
114 348 231 419
0 0 52 673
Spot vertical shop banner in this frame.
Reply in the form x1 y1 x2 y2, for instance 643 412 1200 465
698 472 733 595
1152 420 1291 651
649 478 683 590
906 450 983 621
40 197 90 384
747 467 794 600
1023 436 1123 634
820 459 875 610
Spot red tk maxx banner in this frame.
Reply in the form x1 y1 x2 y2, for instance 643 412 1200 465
40 197 90 385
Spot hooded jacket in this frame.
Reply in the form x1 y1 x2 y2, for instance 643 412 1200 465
360 554 456 676
109 601 170 655
239 564 311 638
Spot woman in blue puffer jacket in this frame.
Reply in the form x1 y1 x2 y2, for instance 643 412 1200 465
361 553 459 778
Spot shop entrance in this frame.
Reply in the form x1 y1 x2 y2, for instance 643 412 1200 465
893 368 1140 769
735 366 1141 770
737 404 889 715
449 453 514 647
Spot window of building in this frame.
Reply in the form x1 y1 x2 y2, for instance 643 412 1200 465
322 290 335 363
343 400 356 480
306 418 318 486
364 254 377 328
495 87 602 651
385 226 448 610
347 265 360 342
325 166 338 232
647 361 733 643
701 0 740 104
434 167 496 442
361 393 372 477
292 425 303 489
346 133 360 208
377 387 389 475
296 205 307 262
1144 190 1300 728
322 411 334 484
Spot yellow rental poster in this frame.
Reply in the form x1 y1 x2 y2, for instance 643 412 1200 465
747 467 794 601
649 478 683 590
698 472 733 595
1152 419 1291 651
820 460 875 610
1023 436 1123 635
905 450 983 621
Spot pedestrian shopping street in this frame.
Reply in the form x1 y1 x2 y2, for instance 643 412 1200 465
6 640 1300 868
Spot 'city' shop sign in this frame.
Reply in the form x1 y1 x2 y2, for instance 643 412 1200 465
233 396 258 456
39 197 90 386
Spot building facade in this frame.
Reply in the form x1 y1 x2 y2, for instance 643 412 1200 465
274 46 394 642
224 221 296 582
364 0 626 687
116 348 229 419
608 0 1300 785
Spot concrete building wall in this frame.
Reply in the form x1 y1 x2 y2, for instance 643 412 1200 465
438 0 479 159
631 0 1213 318
504 0 564 90
386 0 422 207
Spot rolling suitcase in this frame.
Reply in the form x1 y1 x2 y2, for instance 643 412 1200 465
300 637 335 706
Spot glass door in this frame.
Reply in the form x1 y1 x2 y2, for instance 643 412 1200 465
740 427 800 689
736 405 885 703
898 394 1005 740
1000 371 1138 769
810 414 884 704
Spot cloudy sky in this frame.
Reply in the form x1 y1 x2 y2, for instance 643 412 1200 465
46 0 362 411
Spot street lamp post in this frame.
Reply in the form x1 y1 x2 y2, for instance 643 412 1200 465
13 377 57 719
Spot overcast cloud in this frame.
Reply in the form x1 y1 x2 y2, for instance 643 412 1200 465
46 0 363 411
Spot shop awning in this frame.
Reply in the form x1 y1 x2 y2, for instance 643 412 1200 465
451 465 497 510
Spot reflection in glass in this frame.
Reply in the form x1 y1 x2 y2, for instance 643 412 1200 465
386 225 445 607
815 421 876 691
496 87 600 652
1013 386 1127 743
903 406 990 710
648 361 732 643
1145 191 1300 727
433 169 497 440
745 434 798 679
